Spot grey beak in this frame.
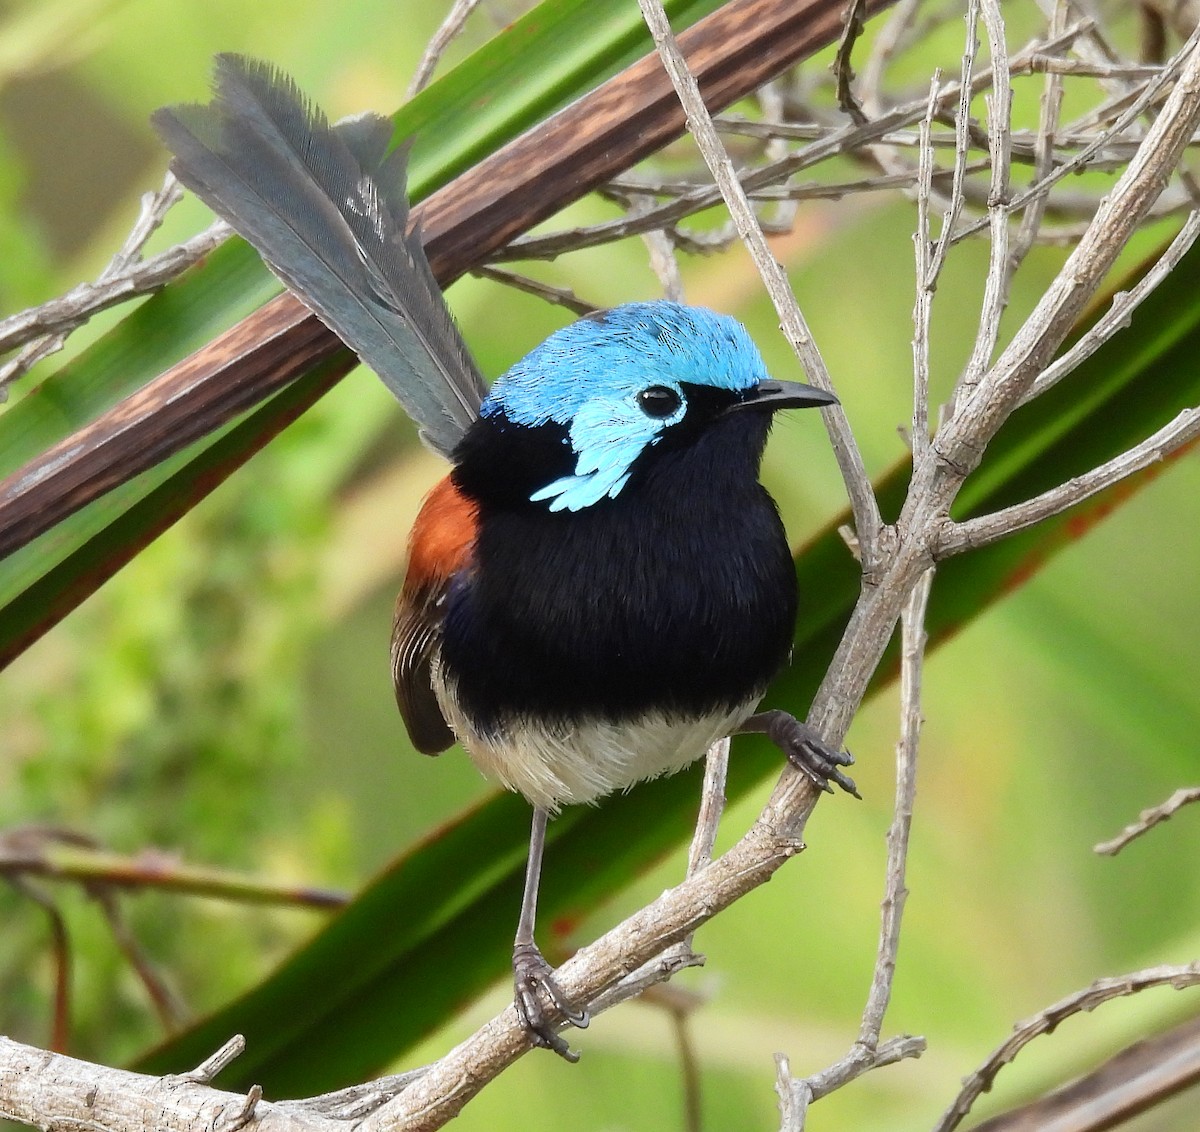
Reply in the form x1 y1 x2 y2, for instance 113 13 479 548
727 378 839 413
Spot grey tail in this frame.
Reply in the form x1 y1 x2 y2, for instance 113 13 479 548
152 53 485 458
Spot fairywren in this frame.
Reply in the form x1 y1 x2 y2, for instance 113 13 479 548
155 55 855 1061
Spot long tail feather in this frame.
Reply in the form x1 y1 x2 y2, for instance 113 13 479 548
152 54 484 458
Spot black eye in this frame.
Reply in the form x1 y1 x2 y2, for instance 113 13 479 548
637 385 682 418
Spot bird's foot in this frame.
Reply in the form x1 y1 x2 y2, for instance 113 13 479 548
745 710 860 798
513 942 589 1062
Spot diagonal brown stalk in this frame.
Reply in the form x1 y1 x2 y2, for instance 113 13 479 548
0 0 893 569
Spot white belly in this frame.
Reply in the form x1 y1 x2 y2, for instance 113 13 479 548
435 671 758 811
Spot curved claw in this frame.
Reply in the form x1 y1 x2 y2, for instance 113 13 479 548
744 710 861 799
513 942 590 1062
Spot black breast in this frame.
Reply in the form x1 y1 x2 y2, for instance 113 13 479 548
443 410 797 731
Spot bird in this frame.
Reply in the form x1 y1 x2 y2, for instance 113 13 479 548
154 54 855 1061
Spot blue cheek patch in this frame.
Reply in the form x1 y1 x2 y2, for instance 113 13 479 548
530 391 684 512
530 471 632 511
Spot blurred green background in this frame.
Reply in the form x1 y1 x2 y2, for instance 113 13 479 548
1 0 1198 1128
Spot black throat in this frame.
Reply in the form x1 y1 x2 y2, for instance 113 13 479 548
444 406 798 730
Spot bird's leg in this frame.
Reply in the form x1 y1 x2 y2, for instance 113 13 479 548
512 805 590 1061
739 710 860 798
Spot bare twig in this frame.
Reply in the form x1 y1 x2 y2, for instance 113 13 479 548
667 992 704 1132
967 1012 1200 1131
1025 56 1167 79
955 0 1013 403
88 885 188 1032
931 1 978 285
583 943 706 1018
769 573 932 1126
605 737 730 1036
217 1084 262 1132
609 186 690 300
832 0 870 124
1008 0 1068 276
858 570 931 1048
641 227 688 302
470 266 598 316
1094 786 1200 855
913 75 942 450
637 0 885 573
180 1036 247 1085
949 39 1198 246
931 963 1200 1132
0 826 347 909
772 1041 921 1128
498 23 1096 268
686 738 730 878
0 175 225 395
2 877 71 1052
1024 209 1200 400
274 1068 432 1121
408 0 484 95
774 1052 806 1132
861 0 925 112
935 407 1200 555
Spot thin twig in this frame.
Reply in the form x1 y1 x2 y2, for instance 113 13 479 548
935 407 1200 555
1008 0 1068 276
955 0 1013 402
832 0 870 124
499 23 1093 267
579 939 706 1018
1024 209 1200 401
770 575 932 1125
609 187 690 301
967 1013 1200 1131
670 997 703 1132
275 1067 432 1120
929 0 980 285
931 963 1200 1132
641 227 688 302
0 175 224 394
922 21 1200 489
1094 786 1200 855
470 266 598 316
637 0 884 574
216 1084 261 1132
783 1033 928 1125
858 569 931 1047
687 738 730 878
913 75 942 451
180 1036 246 1085
1026 56 1167 78
0 827 348 909
774 1052 806 1132
3 876 71 1052
408 0 484 96
860 0 925 115
949 39 1196 246
88 886 188 1032
754 81 800 234
613 737 730 1059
